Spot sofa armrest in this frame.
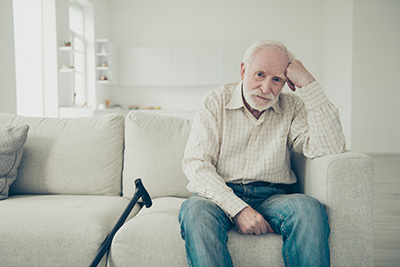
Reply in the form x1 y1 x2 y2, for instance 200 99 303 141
291 151 374 267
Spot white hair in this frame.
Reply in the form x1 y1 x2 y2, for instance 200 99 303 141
242 39 295 67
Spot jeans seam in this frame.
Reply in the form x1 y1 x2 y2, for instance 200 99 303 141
265 212 285 221
264 212 291 267
281 223 291 267
185 248 194 267
224 235 234 267
180 227 194 267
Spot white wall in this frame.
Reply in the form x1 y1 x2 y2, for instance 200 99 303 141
3 0 399 153
107 0 324 107
321 0 353 148
92 0 112 104
0 0 17 114
352 0 400 154
107 0 400 153
83 3 96 108
56 0 73 107
42 0 59 117
13 0 61 117
13 0 44 117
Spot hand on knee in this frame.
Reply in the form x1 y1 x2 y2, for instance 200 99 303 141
233 206 275 235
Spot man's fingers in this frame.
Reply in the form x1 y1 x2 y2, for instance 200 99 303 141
237 223 274 235
250 219 270 235
285 59 315 88
287 80 296 92
234 207 275 235
266 222 275 234
260 220 274 235
260 224 268 235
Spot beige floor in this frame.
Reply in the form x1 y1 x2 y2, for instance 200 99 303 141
369 154 400 267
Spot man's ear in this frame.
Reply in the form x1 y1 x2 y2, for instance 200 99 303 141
240 63 245 81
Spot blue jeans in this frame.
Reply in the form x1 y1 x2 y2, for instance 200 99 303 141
178 182 330 267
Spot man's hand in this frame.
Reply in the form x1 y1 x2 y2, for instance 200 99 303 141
285 60 315 91
233 206 275 235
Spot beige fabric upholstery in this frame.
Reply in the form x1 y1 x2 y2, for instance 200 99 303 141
109 197 188 267
117 112 373 267
112 150 374 267
0 195 140 267
0 112 374 267
109 197 285 267
0 125 29 199
0 113 125 195
123 111 192 199
291 151 374 266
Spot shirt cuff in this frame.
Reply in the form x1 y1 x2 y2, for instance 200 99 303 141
217 191 249 220
299 81 329 110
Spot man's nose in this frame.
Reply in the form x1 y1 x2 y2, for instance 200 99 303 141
260 78 272 95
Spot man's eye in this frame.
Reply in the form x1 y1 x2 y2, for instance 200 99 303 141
273 77 282 83
256 72 265 79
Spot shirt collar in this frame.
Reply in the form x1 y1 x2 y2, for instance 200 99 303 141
225 81 283 114
225 82 244 110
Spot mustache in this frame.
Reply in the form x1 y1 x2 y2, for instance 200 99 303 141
248 90 274 100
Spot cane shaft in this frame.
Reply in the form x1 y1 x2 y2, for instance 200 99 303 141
89 178 151 267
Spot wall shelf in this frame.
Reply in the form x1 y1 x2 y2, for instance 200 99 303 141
59 68 74 73
95 39 113 85
97 80 109 84
59 46 73 51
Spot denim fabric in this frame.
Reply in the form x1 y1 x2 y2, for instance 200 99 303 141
178 182 330 267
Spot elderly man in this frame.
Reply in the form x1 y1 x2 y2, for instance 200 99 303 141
178 40 345 267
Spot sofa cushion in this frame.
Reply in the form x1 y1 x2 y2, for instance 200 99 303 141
0 125 29 200
123 111 192 199
109 197 187 267
109 197 285 267
0 195 139 267
0 113 125 195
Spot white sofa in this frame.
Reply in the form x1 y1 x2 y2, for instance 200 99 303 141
0 111 374 267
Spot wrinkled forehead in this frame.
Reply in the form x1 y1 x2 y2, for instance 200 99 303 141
250 48 289 73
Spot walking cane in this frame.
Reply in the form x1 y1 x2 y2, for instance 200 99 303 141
88 178 152 267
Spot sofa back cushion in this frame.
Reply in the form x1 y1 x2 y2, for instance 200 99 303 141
123 111 192 199
0 113 125 196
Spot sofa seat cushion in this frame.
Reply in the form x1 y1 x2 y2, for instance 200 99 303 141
0 113 125 195
0 195 140 267
109 197 285 267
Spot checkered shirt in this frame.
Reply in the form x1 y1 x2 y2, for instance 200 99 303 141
182 81 346 219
